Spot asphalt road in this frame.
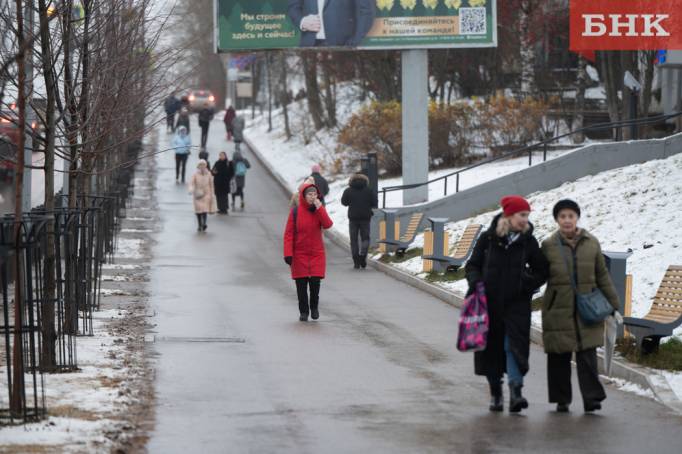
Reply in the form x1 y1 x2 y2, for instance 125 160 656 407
146 120 682 454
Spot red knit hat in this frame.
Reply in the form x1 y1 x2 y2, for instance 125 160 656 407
500 195 531 217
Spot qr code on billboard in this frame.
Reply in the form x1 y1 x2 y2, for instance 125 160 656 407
460 7 486 35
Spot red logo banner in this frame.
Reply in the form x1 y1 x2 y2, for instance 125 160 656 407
570 0 682 51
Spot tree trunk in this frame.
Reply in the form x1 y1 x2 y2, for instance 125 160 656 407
573 56 587 144
280 52 292 140
38 0 57 372
321 54 337 128
302 52 325 130
11 0 27 415
519 0 536 95
600 51 622 138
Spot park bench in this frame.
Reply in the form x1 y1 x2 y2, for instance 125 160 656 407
423 224 483 272
378 212 423 255
623 265 682 353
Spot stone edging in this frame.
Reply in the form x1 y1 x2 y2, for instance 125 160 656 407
245 134 682 415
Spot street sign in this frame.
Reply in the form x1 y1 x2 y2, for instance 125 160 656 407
215 0 497 52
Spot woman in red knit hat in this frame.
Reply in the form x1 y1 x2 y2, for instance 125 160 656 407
465 195 548 413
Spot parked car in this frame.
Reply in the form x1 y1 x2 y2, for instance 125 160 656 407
186 89 216 112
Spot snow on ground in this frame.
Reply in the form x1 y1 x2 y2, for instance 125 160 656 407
0 310 133 451
391 152 682 337
245 85 584 240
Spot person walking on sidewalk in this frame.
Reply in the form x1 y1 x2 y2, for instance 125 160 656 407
465 195 548 413
212 151 233 214
198 104 215 149
172 126 192 183
188 160 216 232
164 94 180 133
224 105 236 141
541 199 620 414
176 107 191 133
231 149 250 210
283 183 334 322
341 173 375 269
232 115 245 150
310 164 329 205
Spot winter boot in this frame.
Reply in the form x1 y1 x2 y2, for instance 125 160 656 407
299 314 308 322
353 255 360 269
584 401 602 413
360 255 367 269
489 381 503 412
556 403 570 413
508 383 528 413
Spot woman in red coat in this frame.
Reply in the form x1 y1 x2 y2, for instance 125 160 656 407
283 183 334 321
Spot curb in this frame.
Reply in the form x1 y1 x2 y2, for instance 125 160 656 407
245 134 682 415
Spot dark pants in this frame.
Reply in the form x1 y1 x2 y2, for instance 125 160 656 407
166 113 175 131
547 348 606 406
349 220 370 258
216 189 229 213
175 154 188 182
295 277 321 316
200 122 209 148
195 213 207 229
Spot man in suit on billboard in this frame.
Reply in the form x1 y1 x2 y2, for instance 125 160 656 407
288 0 376 47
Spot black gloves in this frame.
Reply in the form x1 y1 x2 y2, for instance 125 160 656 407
284 256 292 266
308 205 317 213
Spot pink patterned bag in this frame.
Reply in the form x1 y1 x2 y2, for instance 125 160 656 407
457 282 489 352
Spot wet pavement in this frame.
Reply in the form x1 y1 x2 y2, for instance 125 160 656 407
146 121 682 453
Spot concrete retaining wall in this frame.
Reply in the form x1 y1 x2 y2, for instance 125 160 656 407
372 132 682 242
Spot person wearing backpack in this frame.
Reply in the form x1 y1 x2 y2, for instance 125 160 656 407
231 149 250 210
465 196 548 413
283 183 333 322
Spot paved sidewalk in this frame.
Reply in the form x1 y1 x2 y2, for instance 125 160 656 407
146 121 682 454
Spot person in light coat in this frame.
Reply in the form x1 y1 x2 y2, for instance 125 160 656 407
188 160 216 232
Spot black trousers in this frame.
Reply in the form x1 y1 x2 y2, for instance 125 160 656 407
349 220 370 258
547 348 606 406
166 113 175 131
195 213 207 228
216 189 229 213
175 154 188 182
200 122 209 148
295 277 320 316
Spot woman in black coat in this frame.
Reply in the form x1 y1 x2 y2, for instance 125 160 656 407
211 151 234 214
465 196 548 413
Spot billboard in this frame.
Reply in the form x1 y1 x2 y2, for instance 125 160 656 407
215 0 497 51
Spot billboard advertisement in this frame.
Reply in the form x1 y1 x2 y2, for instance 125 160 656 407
215 0 497 51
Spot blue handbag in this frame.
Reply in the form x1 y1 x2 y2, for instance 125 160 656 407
557 237 613 325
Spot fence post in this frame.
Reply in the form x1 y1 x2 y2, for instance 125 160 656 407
444 176 448 196
456 173 460 193
543 142 548 161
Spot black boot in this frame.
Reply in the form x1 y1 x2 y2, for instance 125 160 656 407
509 383 528 413
360 255 367 269
353 255 360 269
584 401 602 413
489 381 503 412
556 403 570 413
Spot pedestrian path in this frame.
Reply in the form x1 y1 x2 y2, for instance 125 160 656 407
147 121 682 453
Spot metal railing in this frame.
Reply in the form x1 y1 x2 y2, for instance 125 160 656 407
379 112 682 208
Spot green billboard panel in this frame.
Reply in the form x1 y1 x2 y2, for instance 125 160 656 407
215 0 497 51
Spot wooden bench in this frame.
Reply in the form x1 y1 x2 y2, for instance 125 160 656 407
378 212 423 255
423 224 483 272
623 265 682 353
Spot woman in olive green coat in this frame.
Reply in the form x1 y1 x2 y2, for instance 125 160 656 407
541 199 619 413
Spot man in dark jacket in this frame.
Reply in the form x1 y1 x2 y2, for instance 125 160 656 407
310 164 329 205
288 0 376 47
198 105 215 149
164 94 180 133
341 173 376 269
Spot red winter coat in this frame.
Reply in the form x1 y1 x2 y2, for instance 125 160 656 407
283 184 334 279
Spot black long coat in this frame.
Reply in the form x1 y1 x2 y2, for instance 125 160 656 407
212 159 233 195
465 214 548 378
